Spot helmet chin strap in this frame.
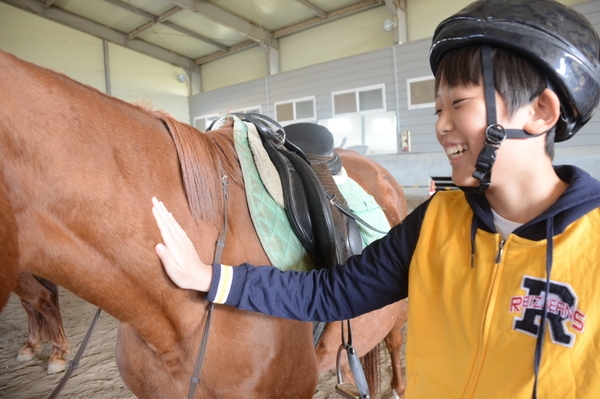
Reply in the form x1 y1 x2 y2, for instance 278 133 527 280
459 45 543 194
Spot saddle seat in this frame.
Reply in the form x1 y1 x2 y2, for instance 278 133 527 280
283 122 342 176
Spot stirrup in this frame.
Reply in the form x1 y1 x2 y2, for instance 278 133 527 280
335 320 370 399
335 344 370 399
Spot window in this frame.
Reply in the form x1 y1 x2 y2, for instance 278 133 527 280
193 114 219 131
231 105 262 115
332 84 385 116
319 110 397 155
407 76 435 109
274 96 316 123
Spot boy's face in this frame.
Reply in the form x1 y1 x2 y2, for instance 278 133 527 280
434 82 532 189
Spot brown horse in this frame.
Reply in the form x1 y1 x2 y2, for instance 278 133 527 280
0 50 407 398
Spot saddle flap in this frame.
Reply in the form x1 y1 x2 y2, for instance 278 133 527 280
261 137 337 268
280 149 338 268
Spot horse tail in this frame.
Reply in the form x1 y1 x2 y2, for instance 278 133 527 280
33 276 59 341
361 344 381 397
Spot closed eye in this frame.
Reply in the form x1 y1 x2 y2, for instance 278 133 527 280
453 97 474 106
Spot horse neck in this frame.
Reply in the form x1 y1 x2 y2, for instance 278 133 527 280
0 51 234 354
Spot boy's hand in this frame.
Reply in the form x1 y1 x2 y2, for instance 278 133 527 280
152 197 212 292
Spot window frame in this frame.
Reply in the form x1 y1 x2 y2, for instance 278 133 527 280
406 76 436 109
274 96 317 123
331 84 386 116
192 113 219 131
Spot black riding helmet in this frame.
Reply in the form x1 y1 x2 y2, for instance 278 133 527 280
431 0 600 141
429 0 600 193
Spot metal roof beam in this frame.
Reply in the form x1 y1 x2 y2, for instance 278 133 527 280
193 0 382 65
128 6 183 39
0 0 196 71
194 40 258 65
167 0 277 48
294 0 327 18
274 0 383 38
101 0 226 50
162 21 228 51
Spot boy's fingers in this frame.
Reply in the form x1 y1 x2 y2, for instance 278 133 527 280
153 197 187 238
155 244 180 273
152 200 181 242
152 205 175 242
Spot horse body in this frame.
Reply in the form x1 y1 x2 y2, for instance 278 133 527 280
1 50 407 398
0 50 317 398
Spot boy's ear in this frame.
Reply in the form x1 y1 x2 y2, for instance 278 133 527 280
525 88 561 135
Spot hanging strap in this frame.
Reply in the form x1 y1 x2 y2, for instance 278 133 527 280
47 307 102 399
187 173 228 399
328 193 388 235
531 221 554 399
461 46 544 195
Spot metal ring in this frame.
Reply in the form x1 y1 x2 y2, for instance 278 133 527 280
485 124 507 144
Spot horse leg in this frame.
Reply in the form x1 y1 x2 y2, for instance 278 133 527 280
13 273 70 374
383 299 408 399
16 296 43 361
0 180 18 311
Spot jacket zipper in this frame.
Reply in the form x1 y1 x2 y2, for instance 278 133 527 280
464 236 506 397
495 239 505 264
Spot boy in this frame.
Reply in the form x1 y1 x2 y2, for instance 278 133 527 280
152 0 600 397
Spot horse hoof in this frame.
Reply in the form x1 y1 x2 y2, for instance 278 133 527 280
47 359 67 374
16 353 34 362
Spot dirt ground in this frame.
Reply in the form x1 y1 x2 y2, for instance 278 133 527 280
0 289 401 399
0 196 427 399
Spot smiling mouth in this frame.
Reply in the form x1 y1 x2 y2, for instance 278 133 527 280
446 144 469 159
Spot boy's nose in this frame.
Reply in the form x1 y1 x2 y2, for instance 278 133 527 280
435 113 453 137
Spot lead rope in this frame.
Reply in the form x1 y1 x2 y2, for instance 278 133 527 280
47 307 102 399
187 173 229 399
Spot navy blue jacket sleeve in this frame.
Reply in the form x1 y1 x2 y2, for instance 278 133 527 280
207 199 429 322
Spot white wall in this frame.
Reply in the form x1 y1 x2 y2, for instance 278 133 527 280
406 0 590 42
0 2 190 123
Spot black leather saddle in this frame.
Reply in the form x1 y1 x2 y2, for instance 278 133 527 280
210 113 366 347
213 113 361 269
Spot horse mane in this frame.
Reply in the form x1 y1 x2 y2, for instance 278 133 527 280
153 111 242 227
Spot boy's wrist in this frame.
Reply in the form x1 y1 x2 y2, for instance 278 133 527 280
193 263 213 292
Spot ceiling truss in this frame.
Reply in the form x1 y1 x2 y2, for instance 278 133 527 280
1 0 385 69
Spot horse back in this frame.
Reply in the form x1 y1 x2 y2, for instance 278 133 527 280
336 148 407 225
